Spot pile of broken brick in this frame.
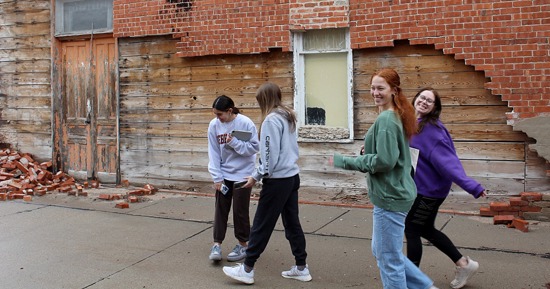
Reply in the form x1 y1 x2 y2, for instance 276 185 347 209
0 148 157 209
480 192 549 232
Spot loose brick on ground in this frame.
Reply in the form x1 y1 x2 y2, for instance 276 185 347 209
493 215 515 225
115 202 129 209
510 218 529 232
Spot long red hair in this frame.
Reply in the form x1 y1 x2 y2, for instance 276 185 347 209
371 68 417 140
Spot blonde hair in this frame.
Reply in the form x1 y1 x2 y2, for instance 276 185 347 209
255 82 297 131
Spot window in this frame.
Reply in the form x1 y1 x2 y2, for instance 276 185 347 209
293 28 353 142
55 0 113 36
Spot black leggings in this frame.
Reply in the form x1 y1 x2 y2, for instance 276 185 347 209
405 194 463 266
244 174 307 268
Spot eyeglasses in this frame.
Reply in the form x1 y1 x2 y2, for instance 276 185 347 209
418 95 435 105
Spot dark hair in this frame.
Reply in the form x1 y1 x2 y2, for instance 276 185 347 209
370 68 417 140
212 95 240 114
412 87 442 133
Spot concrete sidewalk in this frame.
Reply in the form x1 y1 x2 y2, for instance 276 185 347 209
1 191 549 289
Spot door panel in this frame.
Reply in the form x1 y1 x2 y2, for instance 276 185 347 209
61 37 118 182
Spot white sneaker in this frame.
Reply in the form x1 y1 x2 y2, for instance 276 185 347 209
281 265 312 282
227 244 247 262
450 256 479 289
209 244 222 261
223 263 254 284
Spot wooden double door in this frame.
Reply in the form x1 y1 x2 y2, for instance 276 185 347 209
57 37 118 182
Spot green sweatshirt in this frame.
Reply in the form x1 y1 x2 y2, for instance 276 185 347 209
333 110 416 212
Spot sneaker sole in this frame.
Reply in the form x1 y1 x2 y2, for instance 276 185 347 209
226 254 246 262
282 274 312 282
223 268 254 284
209 255 222 261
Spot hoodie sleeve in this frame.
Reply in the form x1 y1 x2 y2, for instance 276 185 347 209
333 118 399 174
207 122 224 183
430 138 485 198
226 122 260 157
253 117 281 181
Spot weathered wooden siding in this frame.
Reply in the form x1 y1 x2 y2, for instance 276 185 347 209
352 43 549 195
119 35 549 196
118 36 294 193
0 0 51 160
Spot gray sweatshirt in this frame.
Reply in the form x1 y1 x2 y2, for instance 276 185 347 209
207 114 260 183
253 110 300 181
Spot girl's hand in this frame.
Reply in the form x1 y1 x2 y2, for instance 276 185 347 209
328 156 334 166
242 176 256 189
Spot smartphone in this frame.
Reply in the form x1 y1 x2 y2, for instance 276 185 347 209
220 183 229 195
234 180 247 189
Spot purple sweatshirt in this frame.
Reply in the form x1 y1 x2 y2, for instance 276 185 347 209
410 119 484 199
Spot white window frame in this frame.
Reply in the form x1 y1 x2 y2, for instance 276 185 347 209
293 29 354 142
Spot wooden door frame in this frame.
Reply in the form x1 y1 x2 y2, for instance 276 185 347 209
51 34 120 184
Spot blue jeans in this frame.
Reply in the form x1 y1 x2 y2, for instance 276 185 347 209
372 206 433 289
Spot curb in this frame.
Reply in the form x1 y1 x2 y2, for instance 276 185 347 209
168 190 480 217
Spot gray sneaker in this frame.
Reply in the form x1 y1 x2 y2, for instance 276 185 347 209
281 265 312 282
227 244 247 262
209 244 222 261
450 256 479 289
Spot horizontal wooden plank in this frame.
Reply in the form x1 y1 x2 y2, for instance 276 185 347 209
120 50 292 70
0 22 50 38
118 36 179 56
298 140 525 161
0 0 50 13
2 83 50 98
0 34 50 49
444 124 527 142
454 141 524 161
0 71 50 84
0 47 50 60
524 178 550 194
0 59 50 73
120 122 209 138
6 96 51 108
354 105 510 124
121 93 259 110
120 77 294 97
0 8 49 25
120 66 192 82
2 108 50 121
354 88 504 106
0 121 51 133
120 136 209 151
450 177 525 195
354 52 476 75
355 70 490 92
355 121 520 142
461 159 525 179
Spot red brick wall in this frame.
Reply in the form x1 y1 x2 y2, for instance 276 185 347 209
113 0 550 123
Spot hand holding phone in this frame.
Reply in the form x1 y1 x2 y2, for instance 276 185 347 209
220 183 229 195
